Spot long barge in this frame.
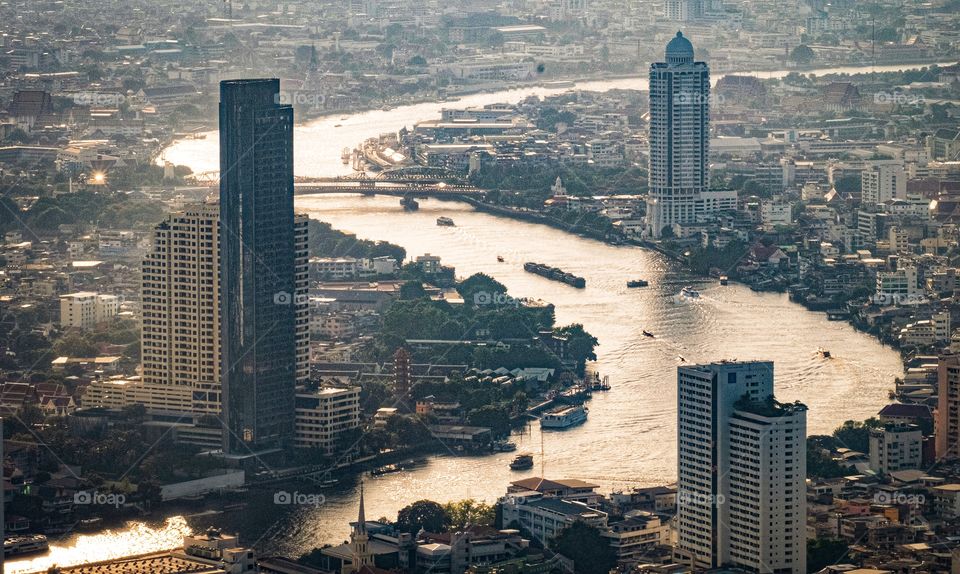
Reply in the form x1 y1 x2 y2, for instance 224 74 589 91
523 262 586 288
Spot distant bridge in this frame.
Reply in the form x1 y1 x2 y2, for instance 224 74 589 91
293 177 485 197
188 170 486 197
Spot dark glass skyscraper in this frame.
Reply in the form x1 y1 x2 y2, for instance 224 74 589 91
219 79 296 455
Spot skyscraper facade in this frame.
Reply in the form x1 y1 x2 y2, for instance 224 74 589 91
141 202 222 417
219 78 297 455
677 361 806 573
139 202 310 423
647 32 710 238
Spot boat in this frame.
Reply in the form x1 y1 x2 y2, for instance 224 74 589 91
523 262 586 288
436 216 455 226
627 279 649 288
497 256 505 262
679 286 700 299
540 404 588 429
341 147 351 164
719 275 729 286
371 464 398 476
509 454 534 470
4 534 49 557
818 348 832 359
334 124 342 128
492 440 517 452
642 330 655 338
400 196 419 211
589 373 611 391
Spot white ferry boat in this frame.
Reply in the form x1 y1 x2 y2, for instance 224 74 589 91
5 534 49 557
540 404 588 429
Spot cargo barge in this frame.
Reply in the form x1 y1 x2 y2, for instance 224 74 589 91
523 262 586 288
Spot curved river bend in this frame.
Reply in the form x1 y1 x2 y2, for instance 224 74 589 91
16 63 933 572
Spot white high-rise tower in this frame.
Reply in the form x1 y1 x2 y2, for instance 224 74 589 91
647 32 710 238
676 361 807 573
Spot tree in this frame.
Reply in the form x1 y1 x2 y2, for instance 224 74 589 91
396 500 450 534
550 522 617 574
790 45 815 65
443 499 495 530
467 404 510 437
832 418 883 453
807 538 849 572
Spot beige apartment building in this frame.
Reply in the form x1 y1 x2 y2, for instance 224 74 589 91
135 203 309 419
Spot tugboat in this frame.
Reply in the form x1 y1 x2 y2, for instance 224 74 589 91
400 196 419 211
818 347 832 359
627 279 649 288
436 216 455 226
509 453 534 470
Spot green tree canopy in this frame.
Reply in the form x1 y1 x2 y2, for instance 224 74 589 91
550 522 617 574
396 499 450 534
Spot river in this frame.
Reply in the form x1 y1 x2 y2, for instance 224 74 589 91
15 62 934 572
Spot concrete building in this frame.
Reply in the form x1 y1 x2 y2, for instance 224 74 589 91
499 492 608 546
141 203 222 416
294 386 361 454
862 164 907 208
937 352 960 460
869 425 923 474
875 266 920 304
59 292 119 329
677 360 806 573
647 32 711 237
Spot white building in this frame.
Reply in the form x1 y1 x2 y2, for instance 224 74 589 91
875 266 921 304
861 163 906 208
647 33 710 237
761 200 794 229
500 492 608 546
59 292 119 329
869 425 923 474
677 361 806 573
294 386 362 453
900 311 951 346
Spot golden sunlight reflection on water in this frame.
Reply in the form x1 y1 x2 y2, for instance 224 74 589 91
7 517 191 574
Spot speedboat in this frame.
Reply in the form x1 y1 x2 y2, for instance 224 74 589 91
510 454 534 470
436 216 455 226
497 256 505 262
642 330 655 338
818 348 832 359
627 279 649 288
680 286 700 298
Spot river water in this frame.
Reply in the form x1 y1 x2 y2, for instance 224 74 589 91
16 62 936 572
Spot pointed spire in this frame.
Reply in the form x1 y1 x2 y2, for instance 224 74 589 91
357 481 367 533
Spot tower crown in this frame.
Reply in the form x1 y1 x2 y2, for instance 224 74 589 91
665 31 694 65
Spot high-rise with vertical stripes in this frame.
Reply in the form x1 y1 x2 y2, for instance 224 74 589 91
676 361 806 573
